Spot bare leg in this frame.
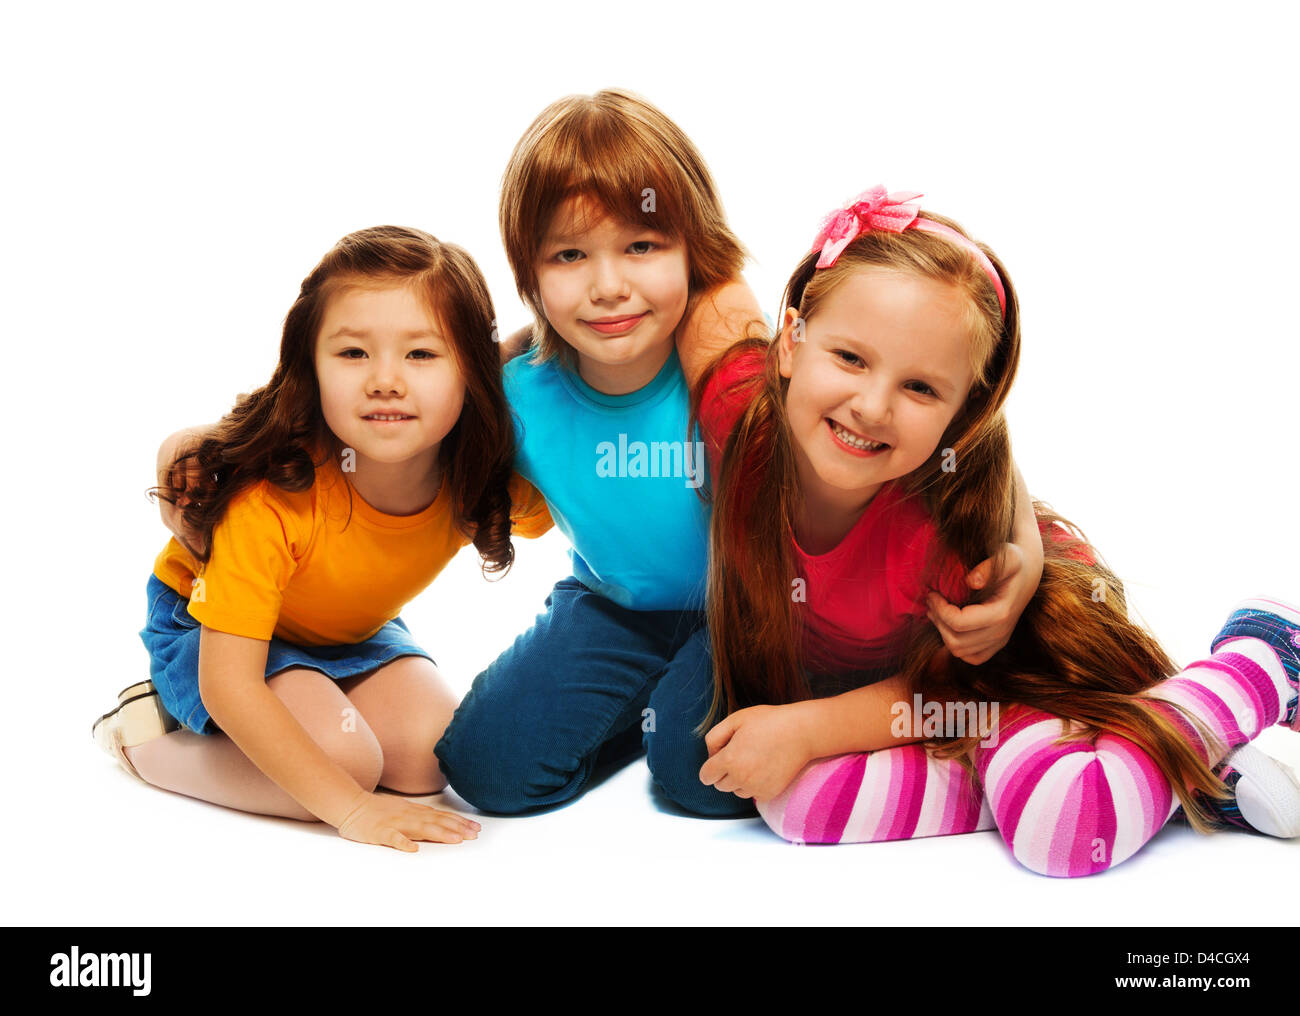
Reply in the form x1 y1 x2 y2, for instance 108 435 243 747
123 667 385 820
337 655 458 794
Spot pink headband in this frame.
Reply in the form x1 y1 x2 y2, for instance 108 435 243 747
811 186 1006 316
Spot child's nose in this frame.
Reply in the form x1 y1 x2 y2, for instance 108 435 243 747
849 378 891 424
367 359 405 395
589 257 631 302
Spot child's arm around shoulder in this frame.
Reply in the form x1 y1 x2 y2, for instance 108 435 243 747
156 423 219 557
676 276 767 390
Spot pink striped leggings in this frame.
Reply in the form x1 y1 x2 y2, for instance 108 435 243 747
757 642 1291 876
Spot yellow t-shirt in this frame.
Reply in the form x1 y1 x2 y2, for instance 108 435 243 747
152 461 553 646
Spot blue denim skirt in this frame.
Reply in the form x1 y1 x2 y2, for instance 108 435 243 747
138 573 435 735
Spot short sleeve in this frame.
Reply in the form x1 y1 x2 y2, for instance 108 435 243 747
1042 517 1098 566
507 472 553 539
697 348 765 476
185 484 302 640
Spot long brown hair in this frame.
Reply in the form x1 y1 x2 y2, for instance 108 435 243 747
499 87 747 367
694 214 1231 831
149 225 520 576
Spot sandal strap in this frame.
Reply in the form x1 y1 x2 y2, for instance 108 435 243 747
116 692 179 744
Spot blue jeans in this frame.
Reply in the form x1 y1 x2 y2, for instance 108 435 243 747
434 577 755 817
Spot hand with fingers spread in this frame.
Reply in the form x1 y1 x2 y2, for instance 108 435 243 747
926 540 1040 665
334 790 481 853
698 704 813 804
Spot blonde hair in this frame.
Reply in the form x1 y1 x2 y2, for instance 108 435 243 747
499 88 747 367
693 212 1232 832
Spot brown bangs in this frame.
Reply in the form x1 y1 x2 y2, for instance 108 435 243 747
500 88 747 365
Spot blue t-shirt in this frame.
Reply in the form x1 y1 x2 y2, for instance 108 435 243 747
503 346 710 611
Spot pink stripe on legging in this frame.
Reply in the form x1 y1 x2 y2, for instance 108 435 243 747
770 756 832 839
1046 759 1098 876
996 737 1100 855
983 718 1084 835
1075 755 1121 877
1158 661 1249 746
757 644 1283 876
843 749 906 842
1151 654 1278 749
805 753 868 842
761 746 987 844
928 752 980 835
1211 650 1279 724
974 706 1048 785
1102 733 1172 853
933 759 964 834
882 748 928 841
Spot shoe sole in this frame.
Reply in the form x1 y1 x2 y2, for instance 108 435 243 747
1229 743 1300 839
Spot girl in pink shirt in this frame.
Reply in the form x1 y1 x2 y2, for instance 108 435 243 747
691 189 1300 875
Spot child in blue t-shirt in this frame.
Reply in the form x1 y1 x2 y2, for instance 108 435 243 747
432 89 1046 816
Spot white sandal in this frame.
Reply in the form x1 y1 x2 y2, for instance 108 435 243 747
115 681 153 704
92 686 179 783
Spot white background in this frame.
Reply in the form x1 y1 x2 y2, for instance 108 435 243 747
3 0 1297 926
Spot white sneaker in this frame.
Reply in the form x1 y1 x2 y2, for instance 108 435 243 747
1215 743 1300 838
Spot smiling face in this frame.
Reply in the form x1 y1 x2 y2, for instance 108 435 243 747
313 281 465 484
778 267 976 514
533 195 690 395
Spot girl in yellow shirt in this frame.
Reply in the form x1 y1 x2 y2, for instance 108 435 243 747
93 226 551 851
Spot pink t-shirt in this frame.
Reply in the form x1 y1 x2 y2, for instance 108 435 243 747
698 348 967 676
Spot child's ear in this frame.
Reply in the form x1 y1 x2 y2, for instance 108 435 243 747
777 307 802 379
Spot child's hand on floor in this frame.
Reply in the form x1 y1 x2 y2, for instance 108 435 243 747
926 541 1038 665
699 704 812 803
335 790 481 852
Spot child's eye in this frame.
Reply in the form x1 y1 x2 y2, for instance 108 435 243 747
555 249 584 264
628 240 656 255
905 380 937 397
409 349 438 360
832 349 865 368
339 349 366 359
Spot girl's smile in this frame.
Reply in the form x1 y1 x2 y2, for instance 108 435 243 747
826 417 890 455
583 311 650 335
779 268 974 519
363 412 417 424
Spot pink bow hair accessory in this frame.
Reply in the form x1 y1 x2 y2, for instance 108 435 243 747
810 186 1007 316
812 187 924 269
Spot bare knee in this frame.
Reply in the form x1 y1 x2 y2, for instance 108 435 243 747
316 711 385 792
341 657 457 795
374 717 448 795
266 668 385 792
